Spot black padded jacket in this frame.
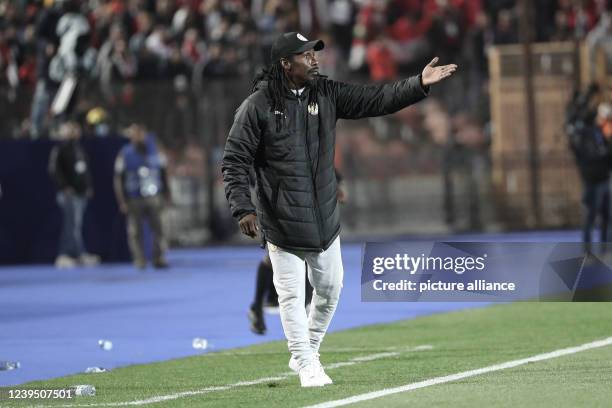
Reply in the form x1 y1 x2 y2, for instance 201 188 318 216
222 76 429 251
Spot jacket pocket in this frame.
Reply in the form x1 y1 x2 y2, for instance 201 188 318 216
271 179 282 211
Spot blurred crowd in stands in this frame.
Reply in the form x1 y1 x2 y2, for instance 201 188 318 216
0 0 610 245
0 0 609 139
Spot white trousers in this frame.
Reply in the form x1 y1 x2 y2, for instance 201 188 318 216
268 236 344 369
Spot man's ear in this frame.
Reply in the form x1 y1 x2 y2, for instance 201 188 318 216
281 58 291 71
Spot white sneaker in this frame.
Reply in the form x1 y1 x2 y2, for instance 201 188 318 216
291 356 333 386
316 362 333 385
298 362 327 387
79 253 100 266
55 255 77 269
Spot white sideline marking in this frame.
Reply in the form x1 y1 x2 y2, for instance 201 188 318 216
30 345 431 407
208 345 409 356
303 336 612 408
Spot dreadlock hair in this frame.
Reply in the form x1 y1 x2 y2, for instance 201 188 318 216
252 61 289 132
252 58 324 132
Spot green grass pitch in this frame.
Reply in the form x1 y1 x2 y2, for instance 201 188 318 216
2 302 611 407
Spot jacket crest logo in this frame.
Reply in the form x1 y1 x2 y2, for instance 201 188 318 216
308 103 319 115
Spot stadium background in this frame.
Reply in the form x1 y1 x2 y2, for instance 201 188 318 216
2 0 610 264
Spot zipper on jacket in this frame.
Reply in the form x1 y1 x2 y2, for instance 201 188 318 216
299 94 324 252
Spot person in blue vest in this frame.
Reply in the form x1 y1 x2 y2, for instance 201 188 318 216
114 123 171 269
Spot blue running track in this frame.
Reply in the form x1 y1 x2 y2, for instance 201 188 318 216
0 231 581 386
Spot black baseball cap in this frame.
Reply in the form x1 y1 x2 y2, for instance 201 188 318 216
270 32 325 62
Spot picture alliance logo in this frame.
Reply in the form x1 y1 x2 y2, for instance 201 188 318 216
371 253 488 275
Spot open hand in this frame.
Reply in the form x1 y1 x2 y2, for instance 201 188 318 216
239 213 259 239
421 57 458 86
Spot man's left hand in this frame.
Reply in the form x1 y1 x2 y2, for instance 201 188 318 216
421 57 458 87
337 186 347 204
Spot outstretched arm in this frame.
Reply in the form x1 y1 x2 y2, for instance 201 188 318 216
334 57 458 120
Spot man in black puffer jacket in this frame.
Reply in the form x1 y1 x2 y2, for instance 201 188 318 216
222 32 457 387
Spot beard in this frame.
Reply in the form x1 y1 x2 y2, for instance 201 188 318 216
310 71 326 79
307 72 325 86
